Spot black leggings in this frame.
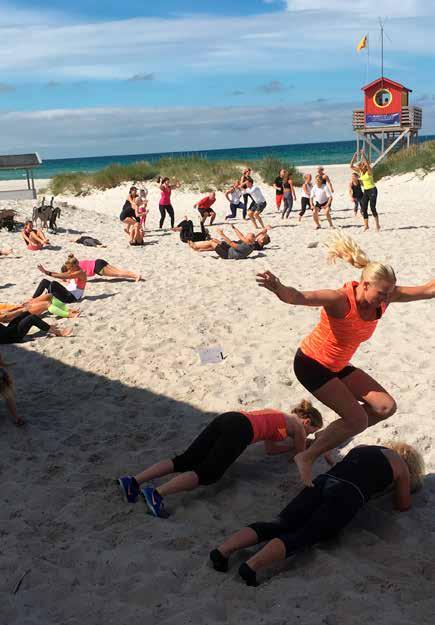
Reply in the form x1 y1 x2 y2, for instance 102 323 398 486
299 197 311 217
33 279 77 304
159 204 175 228
178 220 208 243
172 412 254 485
249 474 363 558
0 312 50 344
361 187 378 219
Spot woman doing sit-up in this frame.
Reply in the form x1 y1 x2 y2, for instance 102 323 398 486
0 305 72 343
257 231 435 486
78 259 141 282
211 442 425 586
118 400 323 518
32 254 87 303
189 224 270 260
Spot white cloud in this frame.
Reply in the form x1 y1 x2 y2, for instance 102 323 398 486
0 3 433 82
1 101 433 159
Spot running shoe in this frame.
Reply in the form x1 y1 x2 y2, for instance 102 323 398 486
117 475 139 503
142 486 168 518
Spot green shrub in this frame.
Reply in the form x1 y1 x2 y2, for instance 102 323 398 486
49 154 303 194
374 140 435 181
253 156 304 187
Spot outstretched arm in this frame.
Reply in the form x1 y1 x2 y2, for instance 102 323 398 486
256 271 346 312
390 279 435 303
230 224 250 244
217 230 238 250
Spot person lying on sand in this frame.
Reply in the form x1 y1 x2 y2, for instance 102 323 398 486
118 400 323 518
0 248 13 256
78 259 141 282
210 442 425 586
172 217 210 243
0 305 72 343
0 355 24 426
32 255 87 303
188 224 270 259
1 297 80 320
70 236 106 248
21 220 49 251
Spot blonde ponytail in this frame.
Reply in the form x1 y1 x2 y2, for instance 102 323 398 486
326 230 396 284
384 441 425 492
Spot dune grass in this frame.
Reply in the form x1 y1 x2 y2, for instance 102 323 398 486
374 140 435 181
49 155 304 195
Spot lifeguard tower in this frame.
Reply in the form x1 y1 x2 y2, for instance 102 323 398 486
352 77 422 166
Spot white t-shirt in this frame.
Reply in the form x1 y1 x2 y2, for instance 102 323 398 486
248 185 266 204
230 188 242 204
310 185 331 205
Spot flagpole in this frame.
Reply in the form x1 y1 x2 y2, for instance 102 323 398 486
366 33 370 83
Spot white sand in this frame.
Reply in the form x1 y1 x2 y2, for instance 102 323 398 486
0 166 434 625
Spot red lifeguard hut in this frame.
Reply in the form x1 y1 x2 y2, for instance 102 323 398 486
352 76 422 166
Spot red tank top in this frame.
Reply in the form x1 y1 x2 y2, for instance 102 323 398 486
300 281 387 372
241 409 288 444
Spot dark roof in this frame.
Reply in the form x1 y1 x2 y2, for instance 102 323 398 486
0 153 42 170
362 77 412 93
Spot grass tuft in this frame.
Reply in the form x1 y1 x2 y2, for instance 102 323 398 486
49 155 304 195
374 140 435 181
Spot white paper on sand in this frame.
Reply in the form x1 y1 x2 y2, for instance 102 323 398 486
198 346 224 364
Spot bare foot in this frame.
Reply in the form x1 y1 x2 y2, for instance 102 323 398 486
135 275 142 282
15 416 26 427
69 309 81 318
294 452 314 487
49 325 73 337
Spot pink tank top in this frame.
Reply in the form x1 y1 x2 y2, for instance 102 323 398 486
78 260 96 277
241 409 288 444
160 187 172 205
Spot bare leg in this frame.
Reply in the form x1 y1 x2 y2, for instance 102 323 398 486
48 325 73 337
134 459 175 484
218 528 260 559
188 240 217 252
209 212 216 225
374 216 380 231
155 471 199 497
102 265 141 281
255 212 265 229
246 538 286 572
247 211 258 229
312 207 321 229
325 207 334 228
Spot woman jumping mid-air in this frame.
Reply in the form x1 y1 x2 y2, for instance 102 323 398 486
118 400 323 518
210 442 425 586
256 231 434 486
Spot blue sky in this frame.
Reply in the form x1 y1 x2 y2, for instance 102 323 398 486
0 1 434 158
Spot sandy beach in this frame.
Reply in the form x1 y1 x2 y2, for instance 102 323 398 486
0 165 434 625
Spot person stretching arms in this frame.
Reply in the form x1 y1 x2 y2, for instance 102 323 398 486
210 442 424 586
32 254 87 303
118 400 323 518
256 230 435 486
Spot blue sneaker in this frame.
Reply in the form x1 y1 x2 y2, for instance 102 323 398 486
142 486 168 518
117 476 139 503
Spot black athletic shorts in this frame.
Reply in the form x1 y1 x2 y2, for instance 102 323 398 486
94 259 108 275
215 242 230 259
293 348 356 393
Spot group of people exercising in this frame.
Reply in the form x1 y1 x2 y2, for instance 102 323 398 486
118 229 433 586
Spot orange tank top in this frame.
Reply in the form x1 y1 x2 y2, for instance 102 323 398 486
241 409 288 444
300 281 387 372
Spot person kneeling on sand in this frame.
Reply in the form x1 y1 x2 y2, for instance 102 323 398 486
188 224 270 259
128 222 144 246
78 259 141 282
118 400 324 518
172 217 210 243
210 442 425 586
195 191 217 226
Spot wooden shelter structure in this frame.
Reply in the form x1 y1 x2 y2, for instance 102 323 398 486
352 77 422 166
0 153 42 200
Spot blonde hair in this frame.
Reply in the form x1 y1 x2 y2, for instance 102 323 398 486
326 230 396 284
61 253 79 273
292 399 323 428
384 441 425 492
0 355 15 402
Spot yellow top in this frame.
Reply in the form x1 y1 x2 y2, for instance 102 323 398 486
360 171 375 191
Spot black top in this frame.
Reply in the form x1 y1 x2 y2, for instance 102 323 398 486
274 176 284 195
326 446 394 502
351 180 363 199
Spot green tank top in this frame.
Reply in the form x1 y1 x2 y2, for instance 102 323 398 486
360 171 375 191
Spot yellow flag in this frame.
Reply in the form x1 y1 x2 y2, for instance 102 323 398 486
356 34 368 52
